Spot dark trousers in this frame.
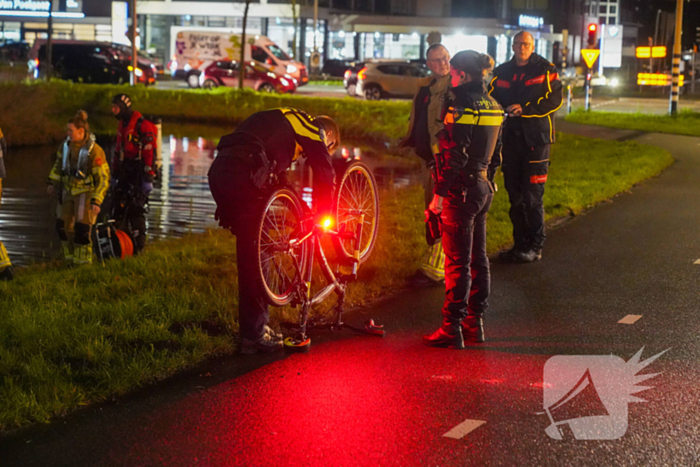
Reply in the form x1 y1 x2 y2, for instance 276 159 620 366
502 131 550 251
441 179 494 323
112 181 148 253
208 155 268 341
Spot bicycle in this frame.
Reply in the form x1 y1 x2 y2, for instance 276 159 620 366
253 160 384 352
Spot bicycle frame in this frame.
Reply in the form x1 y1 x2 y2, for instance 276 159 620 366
284 213 384 342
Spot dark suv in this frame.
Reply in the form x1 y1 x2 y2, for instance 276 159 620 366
31 43 129 84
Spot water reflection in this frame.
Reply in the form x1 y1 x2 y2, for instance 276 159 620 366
0 131 420 266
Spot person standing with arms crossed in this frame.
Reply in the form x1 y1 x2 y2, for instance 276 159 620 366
400 43 451 285
0 126 13 280
423 51 504 349
489 31 563 263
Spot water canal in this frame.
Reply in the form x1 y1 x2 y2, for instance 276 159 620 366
0 125 420 266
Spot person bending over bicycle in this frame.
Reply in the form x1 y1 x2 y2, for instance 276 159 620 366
208 108 340 354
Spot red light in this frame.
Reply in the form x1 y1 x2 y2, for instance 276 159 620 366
588 23 597 32
344 70 351 79
357 66 367 81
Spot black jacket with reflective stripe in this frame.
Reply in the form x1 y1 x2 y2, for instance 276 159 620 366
488 53 562 147
216 108 336 209
435 80 504 197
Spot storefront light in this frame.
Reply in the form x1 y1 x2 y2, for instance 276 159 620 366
412 32 419 39
374 32 380 39
288 27 295 35
0 11 85 18
339 31 345 38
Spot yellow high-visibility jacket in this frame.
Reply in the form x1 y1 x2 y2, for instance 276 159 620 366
48 134 110 206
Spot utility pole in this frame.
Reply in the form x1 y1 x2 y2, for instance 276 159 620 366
130 0 137 86
669 0 683 115
46 0 53 79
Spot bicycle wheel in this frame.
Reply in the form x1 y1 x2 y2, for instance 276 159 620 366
256 188 310 307
332 161 380 265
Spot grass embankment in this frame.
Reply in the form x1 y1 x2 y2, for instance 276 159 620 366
566 109 700 137
0 131 672 431
0 80 410 147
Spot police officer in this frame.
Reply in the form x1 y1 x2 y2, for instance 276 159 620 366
400 43 451 285
423 51 504 349
0 126 13 280
208 108 339 354
47 111 111 265
111 94 158 254
489 31 563 263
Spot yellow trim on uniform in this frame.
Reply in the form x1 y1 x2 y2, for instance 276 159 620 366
521 70 563 119
0 241 11 269
279 108 323 142
444 107 505 127
487 76 497 96
529 159 550 163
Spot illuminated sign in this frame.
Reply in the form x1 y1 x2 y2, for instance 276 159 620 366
608 26 620 37
0 0 84 17
581 49 600 68
637 73 684 86
636 47 667 59
0 0 50 11
518 15 544 29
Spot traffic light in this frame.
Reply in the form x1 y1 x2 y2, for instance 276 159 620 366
587 23 598 47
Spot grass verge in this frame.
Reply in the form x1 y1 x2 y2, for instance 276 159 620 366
0 132 672 432
565 109 700 137
0 80 410 147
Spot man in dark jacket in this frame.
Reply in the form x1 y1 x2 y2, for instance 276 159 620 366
208 108 339 354
400 43 451 285
489 31 562 262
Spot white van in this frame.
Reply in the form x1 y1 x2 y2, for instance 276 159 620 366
170 28 307 88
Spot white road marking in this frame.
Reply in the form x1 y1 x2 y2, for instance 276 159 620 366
442 419 486 439
694 259 700 264
618 315 643 324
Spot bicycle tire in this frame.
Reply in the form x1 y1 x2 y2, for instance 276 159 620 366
332 161 380 265
255 188 310 307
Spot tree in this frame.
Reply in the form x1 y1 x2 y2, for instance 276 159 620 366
289 0 299 59
239 0 253 89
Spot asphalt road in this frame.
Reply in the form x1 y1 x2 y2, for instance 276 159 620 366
2 121 700 466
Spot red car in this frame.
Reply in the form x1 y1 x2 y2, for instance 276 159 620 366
200 60 297 93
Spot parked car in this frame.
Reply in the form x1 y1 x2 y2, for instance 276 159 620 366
322 59 355 78
355 61 430 100
0 41 30 64
111 43 162 78
199 60 297 93
29 40 155 85
343 62 366 97
29 42 129 84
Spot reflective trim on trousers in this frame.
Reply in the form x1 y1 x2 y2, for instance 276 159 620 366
420 241 445 281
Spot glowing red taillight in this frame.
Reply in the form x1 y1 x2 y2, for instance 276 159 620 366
357 67 367 81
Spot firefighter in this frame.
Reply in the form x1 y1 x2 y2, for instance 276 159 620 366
488 31 563 263
0 126 13 280
423 51 504 349
400 43 451 285
208 109 338 354
111 94 157 254
47 111 110 265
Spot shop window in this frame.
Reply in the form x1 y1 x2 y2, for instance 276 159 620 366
608 16 616 25
609 5 616 13
599 4 606 13
599 16 606 24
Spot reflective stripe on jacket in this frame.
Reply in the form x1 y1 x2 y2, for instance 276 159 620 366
48 134 111 205
488 53 562 147
435 80 504 197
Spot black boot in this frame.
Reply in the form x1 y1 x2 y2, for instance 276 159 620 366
462 316 485 343
423 319 464 349
0 266 14 281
